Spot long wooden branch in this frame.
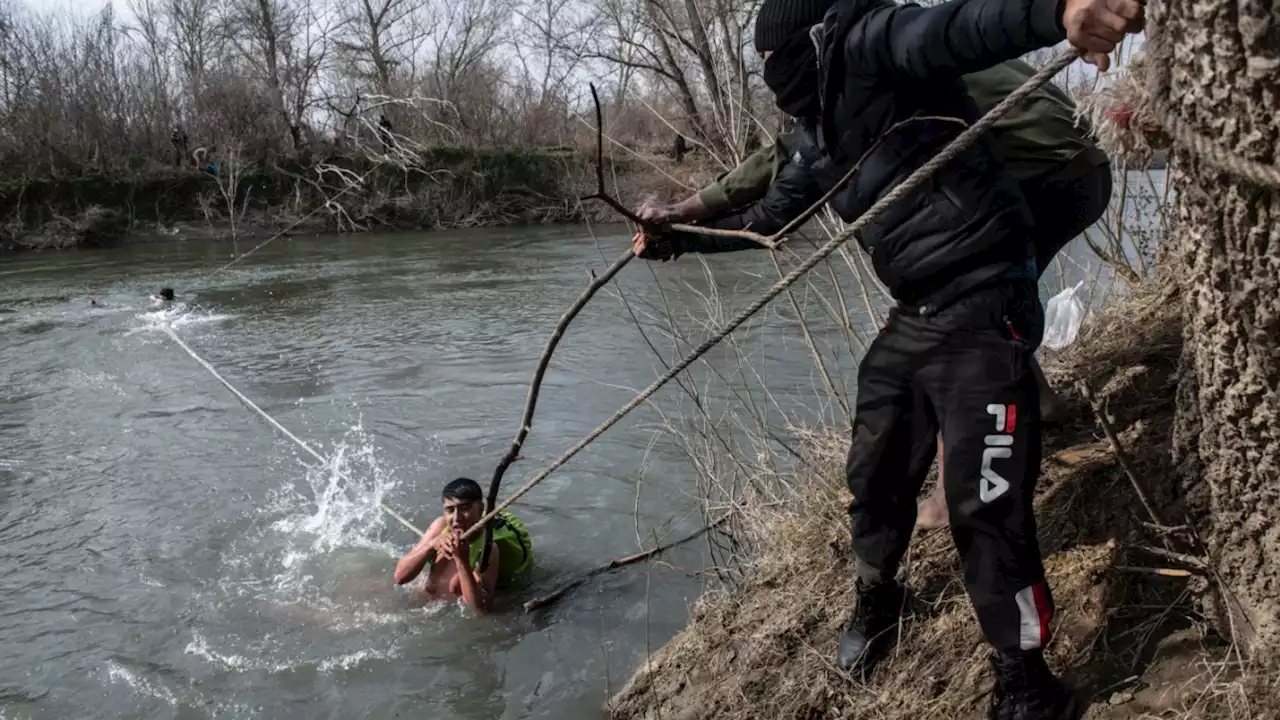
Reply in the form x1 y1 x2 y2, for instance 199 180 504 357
474 83 735 554
473 85 658 555
522 512 732 612
477 250 634 564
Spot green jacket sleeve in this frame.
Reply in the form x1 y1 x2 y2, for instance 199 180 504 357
697 132 795 215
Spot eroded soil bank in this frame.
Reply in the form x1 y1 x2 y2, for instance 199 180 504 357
609 277 1277 720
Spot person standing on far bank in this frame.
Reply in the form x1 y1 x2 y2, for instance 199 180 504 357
631 0 1144 716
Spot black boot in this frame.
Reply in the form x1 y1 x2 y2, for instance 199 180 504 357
988 649 1081 720
835 578 906 678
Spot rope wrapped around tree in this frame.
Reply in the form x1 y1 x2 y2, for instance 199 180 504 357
1075 34 1280 187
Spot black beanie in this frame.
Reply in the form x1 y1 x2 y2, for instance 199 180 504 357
754 0 836 53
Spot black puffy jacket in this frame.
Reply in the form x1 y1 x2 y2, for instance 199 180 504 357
671 0 1068 314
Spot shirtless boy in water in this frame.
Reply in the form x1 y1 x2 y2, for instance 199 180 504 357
394 478 501 614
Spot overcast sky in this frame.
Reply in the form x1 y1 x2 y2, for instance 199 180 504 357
19 0 1144 87
28 0 133 21
28 0 112 14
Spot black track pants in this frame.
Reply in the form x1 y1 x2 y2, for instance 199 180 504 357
845 281 1055 653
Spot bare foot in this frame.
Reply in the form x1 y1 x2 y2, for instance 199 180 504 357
915 492 950 532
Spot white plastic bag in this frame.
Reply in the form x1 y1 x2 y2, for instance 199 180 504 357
1041 281 1087 351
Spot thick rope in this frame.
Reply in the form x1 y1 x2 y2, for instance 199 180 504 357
1156 106 1280 187
160 325 424 537
1154 105 1280 186
459 50 1079 542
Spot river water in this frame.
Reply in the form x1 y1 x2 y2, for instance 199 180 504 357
0 224 874 720
0 179 1157 720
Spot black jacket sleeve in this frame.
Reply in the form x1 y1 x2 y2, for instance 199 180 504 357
670 146 824 256
848 0 1067 82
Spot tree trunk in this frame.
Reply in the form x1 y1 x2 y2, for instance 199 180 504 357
1164 0 1280 655
681 0 726 122
646 7 707 142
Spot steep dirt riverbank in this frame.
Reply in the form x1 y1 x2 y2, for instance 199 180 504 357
608 276 1275 720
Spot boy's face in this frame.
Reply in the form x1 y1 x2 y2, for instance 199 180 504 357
443 497 482 532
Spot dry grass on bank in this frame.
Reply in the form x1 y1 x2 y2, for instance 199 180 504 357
609 277 1279 720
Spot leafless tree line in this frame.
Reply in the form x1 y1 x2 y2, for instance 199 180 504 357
0 0 781 180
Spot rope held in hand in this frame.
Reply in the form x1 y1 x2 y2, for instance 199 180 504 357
459 49 1081 542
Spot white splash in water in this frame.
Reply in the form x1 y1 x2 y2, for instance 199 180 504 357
187 426 442 680
126 303 234 336
105 661 181 706
268 421 402 557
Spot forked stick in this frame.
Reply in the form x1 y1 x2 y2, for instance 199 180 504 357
580 84 647 227
581 85 780 250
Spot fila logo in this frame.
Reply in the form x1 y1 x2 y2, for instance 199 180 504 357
981 403 1017 503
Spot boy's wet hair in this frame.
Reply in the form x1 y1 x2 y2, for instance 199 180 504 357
159 288 175 301
442 477 483 504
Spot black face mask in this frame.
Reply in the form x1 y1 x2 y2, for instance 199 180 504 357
762 31 820 119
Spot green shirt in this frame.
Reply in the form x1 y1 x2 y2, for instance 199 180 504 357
973 59 1104 181
696 59 1105 216
443 510 533 588
698 132 794 215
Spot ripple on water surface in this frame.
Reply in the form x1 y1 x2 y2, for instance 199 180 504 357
2 232 728 719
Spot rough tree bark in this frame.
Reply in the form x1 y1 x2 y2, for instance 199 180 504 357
1163 0 1280 655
